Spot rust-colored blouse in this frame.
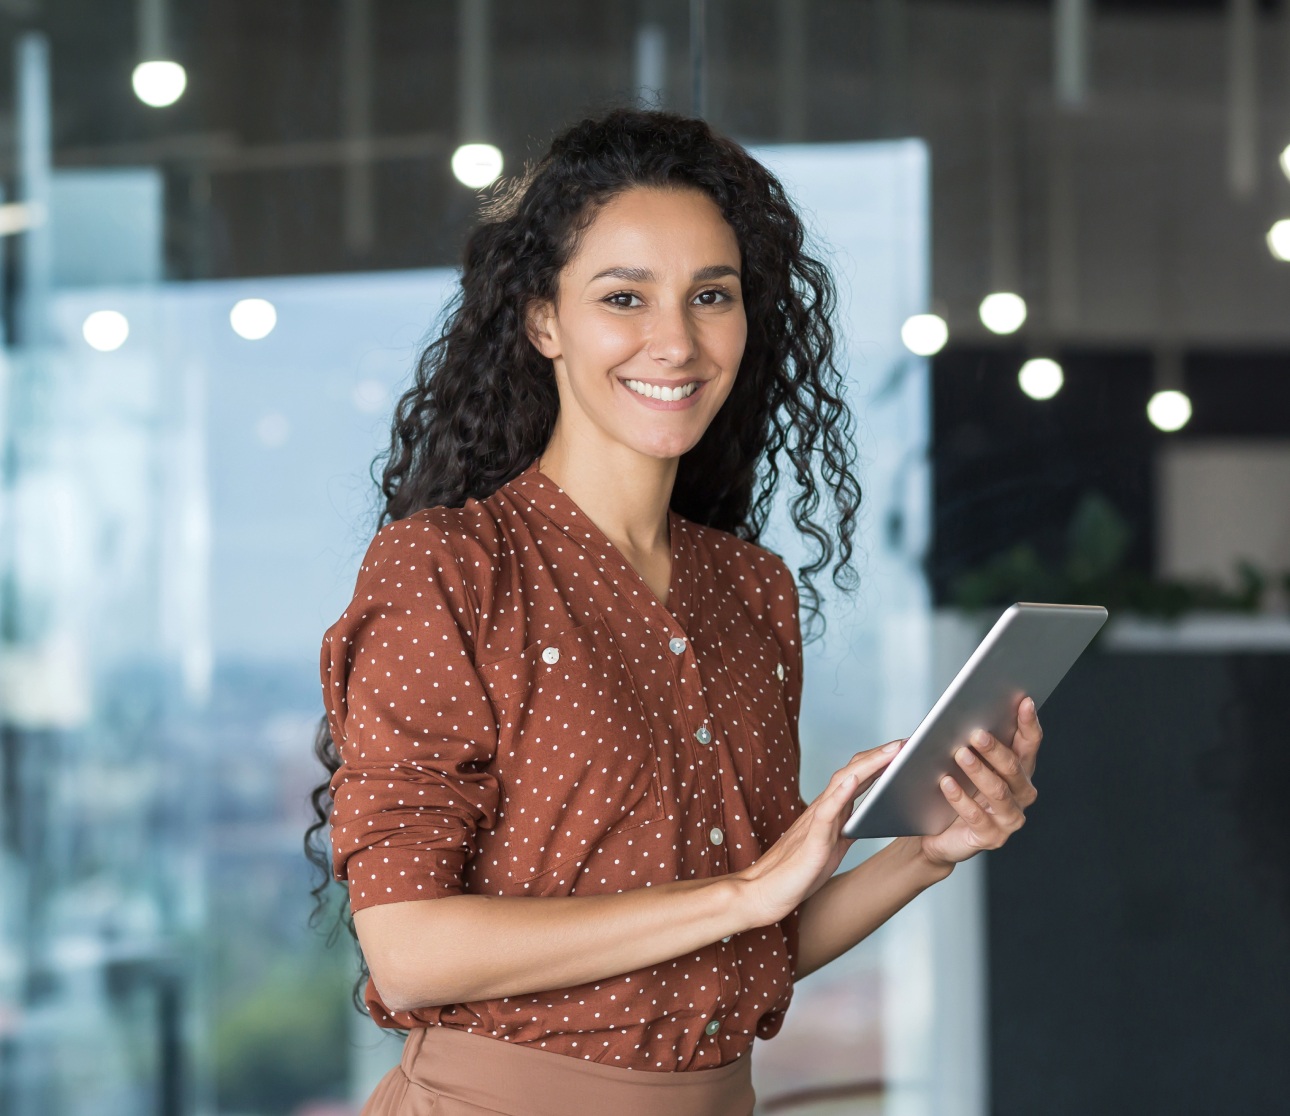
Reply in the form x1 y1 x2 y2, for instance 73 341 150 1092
320 457 808 1072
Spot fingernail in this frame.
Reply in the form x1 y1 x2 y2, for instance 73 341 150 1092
959 747 977 765
1025 697 1036 715
882 741 901 753
970 729 987 746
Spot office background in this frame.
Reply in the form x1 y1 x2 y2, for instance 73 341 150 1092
1 2 1288 1114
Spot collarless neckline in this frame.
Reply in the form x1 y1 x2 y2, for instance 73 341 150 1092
508 457 691 631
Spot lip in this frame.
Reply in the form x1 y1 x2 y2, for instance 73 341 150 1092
618 376 707 411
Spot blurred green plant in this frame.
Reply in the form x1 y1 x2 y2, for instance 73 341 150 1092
949 490 1277 619
211 922 353 1114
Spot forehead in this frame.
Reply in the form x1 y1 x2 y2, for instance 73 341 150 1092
566 186 740 271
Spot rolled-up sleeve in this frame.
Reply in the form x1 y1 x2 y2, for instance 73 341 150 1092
320 517 501 912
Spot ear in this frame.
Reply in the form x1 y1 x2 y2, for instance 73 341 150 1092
525 299 560 359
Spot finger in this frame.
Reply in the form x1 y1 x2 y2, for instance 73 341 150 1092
814 765 861 811
1011 697 1043 773
847 739 905 766
830 772 865 823
956 744 1010 801
969 729 1037 808
836 740 903 787
939 775 1009 850
955 746 1026 826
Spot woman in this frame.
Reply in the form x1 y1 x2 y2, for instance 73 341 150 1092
306 106 1041 1116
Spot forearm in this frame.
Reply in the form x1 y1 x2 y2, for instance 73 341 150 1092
793 837 954 981
358 875 752 1012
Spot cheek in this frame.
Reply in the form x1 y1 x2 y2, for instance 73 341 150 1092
712 314 748 370
569 311 643 365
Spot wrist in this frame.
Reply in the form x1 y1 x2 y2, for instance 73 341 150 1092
723 869 776 933
889 835 956 886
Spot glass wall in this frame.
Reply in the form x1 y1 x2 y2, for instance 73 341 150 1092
0 136 953 1114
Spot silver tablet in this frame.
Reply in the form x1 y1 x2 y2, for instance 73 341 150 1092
841 602 1109 839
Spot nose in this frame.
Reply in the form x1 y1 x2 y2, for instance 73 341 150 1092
645 300 699 367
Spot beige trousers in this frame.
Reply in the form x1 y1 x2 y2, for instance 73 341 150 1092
361 1025 756 1116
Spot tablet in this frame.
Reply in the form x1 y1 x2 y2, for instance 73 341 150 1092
841 602 1109 839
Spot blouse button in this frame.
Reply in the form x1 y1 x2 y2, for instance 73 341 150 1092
708 826 724 845
776 661 785 680
704 1019 721 1036
695 725 712 745
541 646 560 665
668 636 687 654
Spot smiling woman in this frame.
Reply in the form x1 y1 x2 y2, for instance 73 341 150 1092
303 106 1032 1116
527 185 749 556
529 196 745 446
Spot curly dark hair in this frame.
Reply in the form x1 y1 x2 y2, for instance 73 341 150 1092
305 105 863 1020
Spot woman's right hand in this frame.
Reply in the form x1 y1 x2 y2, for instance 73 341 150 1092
733 740 904 927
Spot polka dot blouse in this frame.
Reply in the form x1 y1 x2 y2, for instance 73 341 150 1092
320 457 809 1072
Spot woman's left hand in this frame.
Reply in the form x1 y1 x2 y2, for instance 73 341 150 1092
917 695 1042 870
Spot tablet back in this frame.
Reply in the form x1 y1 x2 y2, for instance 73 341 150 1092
841 602 1108 839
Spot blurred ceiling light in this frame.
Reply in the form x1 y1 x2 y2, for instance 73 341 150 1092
979 291 1028 334
352 379 389 414
1280 143 1290 182
82 310 130 352
230 298 277 340
0 201 46 236
1018 357 1064 400
132 60 187 107
900 313 948 357
1147 389 1192 432
451 143 503 188
1267 219 1290 262
256 412 290 448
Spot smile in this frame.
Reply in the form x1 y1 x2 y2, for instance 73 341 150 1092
623 379 700 402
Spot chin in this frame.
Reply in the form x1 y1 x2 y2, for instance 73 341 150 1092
622 434 702 462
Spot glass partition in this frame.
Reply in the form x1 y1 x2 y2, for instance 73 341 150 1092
2 141 959 1116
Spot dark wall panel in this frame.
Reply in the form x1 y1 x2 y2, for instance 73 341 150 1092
987 648 1290 1114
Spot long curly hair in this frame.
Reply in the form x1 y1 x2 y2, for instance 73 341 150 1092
306 105 863 1018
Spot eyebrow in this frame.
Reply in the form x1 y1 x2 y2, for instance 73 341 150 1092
587 264 740 285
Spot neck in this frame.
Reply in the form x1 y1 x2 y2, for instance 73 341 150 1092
537 430 676 559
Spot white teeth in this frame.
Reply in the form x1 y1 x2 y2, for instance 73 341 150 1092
624 379 699 402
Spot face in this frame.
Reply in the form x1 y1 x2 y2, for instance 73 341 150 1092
526 186 747 463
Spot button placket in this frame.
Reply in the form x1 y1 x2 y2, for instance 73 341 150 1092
663 622 735 1038
673 637 728 869
665 622 737 1038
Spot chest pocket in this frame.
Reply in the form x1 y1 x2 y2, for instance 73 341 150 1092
476 616 665 892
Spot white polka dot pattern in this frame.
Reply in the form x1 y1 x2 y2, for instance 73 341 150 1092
320 457 808 1072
